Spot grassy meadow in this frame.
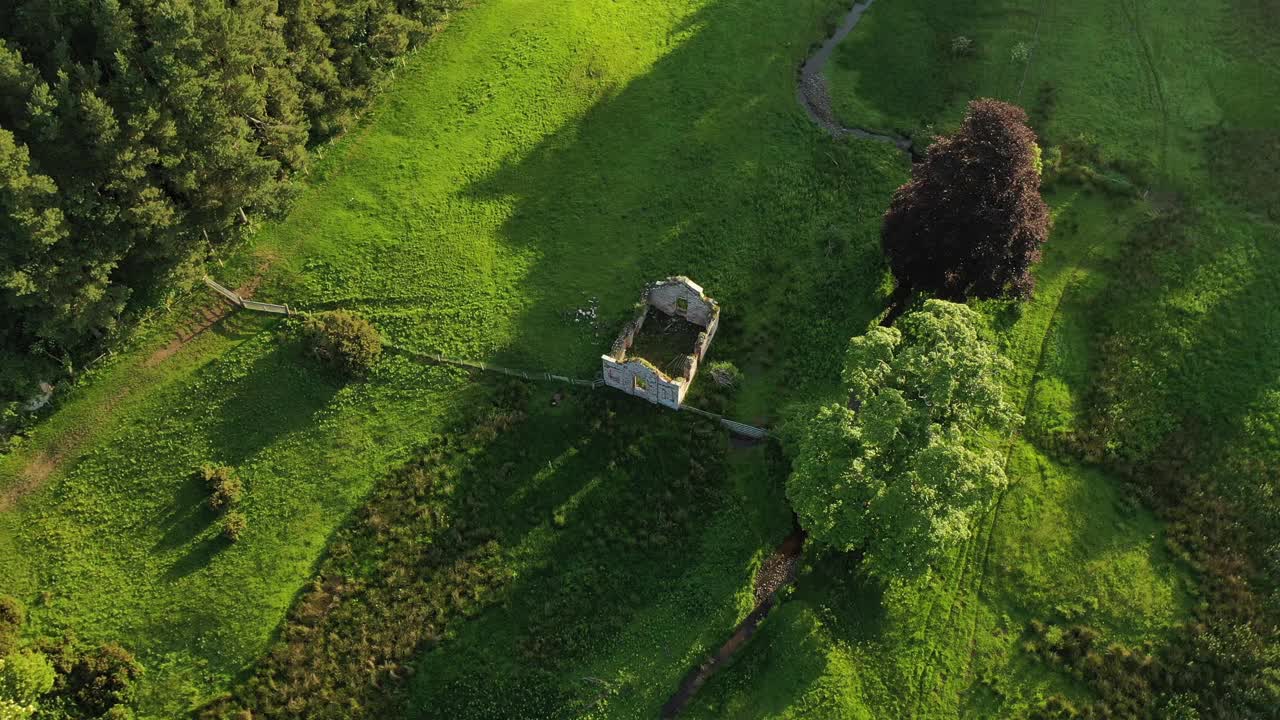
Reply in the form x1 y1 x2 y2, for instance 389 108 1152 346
1 0 907 715
1 0 1276 716
689 0 1280 716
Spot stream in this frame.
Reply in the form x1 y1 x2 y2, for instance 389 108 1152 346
796 0 916 155
658 2 910 715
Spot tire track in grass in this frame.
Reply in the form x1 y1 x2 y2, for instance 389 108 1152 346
906 1 1072 705
910 524 983 710
952 232 1114 702
1119 0 1170 171
913 223 1111 710
792 0 1114 713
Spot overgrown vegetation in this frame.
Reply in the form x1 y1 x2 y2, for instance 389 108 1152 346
297 311 383 377
0 593 142 719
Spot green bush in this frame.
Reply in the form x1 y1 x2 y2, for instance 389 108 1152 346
0 597 23 630
66 643 142 718
0 650 55 707
299 311 383 377
0 596 25 657
199 466 243 513
222 512 248 543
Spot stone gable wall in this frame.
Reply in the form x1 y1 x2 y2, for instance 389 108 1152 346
647 279 717 327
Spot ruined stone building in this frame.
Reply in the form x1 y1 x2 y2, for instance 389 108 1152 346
601 277 720 409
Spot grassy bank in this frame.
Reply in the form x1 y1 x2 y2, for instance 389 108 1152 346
689 0 1279 716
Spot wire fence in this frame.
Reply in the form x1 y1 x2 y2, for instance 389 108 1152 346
200 280 769 438
386 344 603 388
391 345 769 438
681 404 770 440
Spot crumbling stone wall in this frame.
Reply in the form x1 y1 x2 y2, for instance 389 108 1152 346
647 277 718 327
600 276 719 410
602 356 684 409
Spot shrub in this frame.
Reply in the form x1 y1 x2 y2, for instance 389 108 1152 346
0 650 56 707
66 643 142 718
0 596 24 657
222 512 248 542
0 596 23 630
299 311 383 377
199 466 243 513
1011 41 1031 63
706 361 742 389
950 35 974 57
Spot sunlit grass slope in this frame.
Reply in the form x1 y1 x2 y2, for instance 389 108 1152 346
0 0 908 715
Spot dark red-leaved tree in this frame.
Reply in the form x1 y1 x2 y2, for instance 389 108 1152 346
881 99 1050 312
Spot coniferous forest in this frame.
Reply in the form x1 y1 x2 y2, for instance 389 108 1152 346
1 1 458 380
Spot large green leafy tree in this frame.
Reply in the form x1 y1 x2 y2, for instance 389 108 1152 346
786 300 1019 578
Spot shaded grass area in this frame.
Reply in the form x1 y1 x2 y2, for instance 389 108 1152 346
204 383 769 718
0 0 907 715
695 0 1280 716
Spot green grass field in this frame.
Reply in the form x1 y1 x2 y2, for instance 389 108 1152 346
686 0 1280 716
2 0 1277 716
0 0 907 715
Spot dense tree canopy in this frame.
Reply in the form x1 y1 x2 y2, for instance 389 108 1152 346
0 0 460 364
786 300 1019 578
882 99 1050 301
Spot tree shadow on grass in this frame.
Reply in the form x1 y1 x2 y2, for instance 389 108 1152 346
148 343 342 579
404 393 771 719
150 471 215 555
453 0 904 388
163 534 230 582
206 344 342 467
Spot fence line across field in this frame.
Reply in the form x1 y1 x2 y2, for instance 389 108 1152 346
201 279 768 438
391 346 768 437
204 277 293 316
387 344 604 388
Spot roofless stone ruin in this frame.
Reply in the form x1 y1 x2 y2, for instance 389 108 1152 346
601 276 720 409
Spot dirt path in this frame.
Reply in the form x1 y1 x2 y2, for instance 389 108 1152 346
796 0 915 155
1 274 266 513
0 388 130 512
660 527 805 718
144 275 263 367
